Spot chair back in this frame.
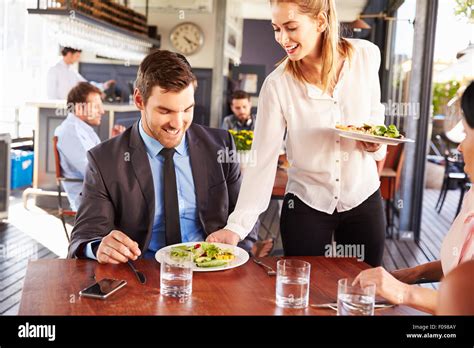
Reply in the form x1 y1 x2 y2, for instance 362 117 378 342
394 145 405 191
386 144 404 173
52 136 62 180
380 144 405 199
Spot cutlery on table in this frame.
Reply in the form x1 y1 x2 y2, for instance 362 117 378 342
311 302 396 309
127 260 146 284
252 257 276 276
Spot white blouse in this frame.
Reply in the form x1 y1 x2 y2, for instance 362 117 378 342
225 39 387 240
441 188 474 275
47 60 87 100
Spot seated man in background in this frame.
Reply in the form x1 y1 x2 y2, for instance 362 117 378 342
67 50 258 261
54 82 104 211
221 90 256 131
55 82 124 211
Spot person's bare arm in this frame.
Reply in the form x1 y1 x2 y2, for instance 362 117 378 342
392 260 443 284
354 266 438 314
437 260 474 315
402 286 438 314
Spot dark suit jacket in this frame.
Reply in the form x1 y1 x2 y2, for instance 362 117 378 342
68 122 258 258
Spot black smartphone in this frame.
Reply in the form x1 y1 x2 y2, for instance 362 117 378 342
79 278 127 300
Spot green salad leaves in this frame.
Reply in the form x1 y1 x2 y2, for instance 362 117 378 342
170 242 235 268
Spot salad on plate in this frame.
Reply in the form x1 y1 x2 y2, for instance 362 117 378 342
336 123 403 139
170 242 235 268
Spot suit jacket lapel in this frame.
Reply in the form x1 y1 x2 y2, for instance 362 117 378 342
187 126 209 231
129 122 155 247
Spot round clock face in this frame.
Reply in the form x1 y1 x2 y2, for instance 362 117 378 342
169 22 204 55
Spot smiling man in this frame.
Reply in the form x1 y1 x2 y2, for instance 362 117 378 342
67 50 258 262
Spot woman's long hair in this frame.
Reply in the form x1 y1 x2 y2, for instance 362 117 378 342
272 0 354 93
462 81 474 129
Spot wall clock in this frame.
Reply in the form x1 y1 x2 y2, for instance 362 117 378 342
169 22 204 55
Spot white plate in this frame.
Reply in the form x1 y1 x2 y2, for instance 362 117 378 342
335 128 414 146
155 242 249 272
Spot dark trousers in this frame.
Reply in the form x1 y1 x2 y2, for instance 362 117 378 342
280 190 386 266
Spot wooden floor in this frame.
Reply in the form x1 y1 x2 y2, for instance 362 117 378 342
383 189 459 273
0 223 58 315
0 188 462 314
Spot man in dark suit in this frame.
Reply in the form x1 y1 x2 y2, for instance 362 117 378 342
68 50 257 262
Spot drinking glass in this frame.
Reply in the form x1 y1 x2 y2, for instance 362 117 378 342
275 259 311 308
160 250 193 298
337 278 376 316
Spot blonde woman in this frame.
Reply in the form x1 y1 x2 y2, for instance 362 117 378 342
208 0 387 266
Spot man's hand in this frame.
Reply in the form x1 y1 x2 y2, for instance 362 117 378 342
111 124 126 137
206 229 240 246
103 79 116 90
97 230 141 264
359 141 382 152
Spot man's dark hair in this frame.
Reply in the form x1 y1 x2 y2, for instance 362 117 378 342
61 47 82 56
231 90 250 101
67 82 101 106
135 49 197 104
462 81 474 129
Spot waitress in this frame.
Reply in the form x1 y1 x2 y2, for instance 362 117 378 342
208 0 387 266
47 47 115 100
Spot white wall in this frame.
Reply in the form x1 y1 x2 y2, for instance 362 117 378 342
80 6 219 68
146 9 217 69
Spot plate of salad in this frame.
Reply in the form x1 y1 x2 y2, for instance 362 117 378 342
335 124 414 146
155 242 250 272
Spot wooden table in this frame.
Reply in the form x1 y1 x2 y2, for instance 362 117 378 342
19 257 424 315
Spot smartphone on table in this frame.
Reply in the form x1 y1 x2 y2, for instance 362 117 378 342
79 278 127 300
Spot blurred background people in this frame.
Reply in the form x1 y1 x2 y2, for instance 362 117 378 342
54 82 110 210
47 46 115 100
221 90 255 131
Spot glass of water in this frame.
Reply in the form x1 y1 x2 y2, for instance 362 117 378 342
160 250 193 298
337 278 376 316
276 259 311 308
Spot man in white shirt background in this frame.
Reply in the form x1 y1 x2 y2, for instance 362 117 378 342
54 82 124 211
47 47 115 100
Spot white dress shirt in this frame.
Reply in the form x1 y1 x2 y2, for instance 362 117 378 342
54 113 101 210
225 39 387 240
47 60 104 100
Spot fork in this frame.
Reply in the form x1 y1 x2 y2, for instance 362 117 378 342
311 302 396 309
252 257 276 276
